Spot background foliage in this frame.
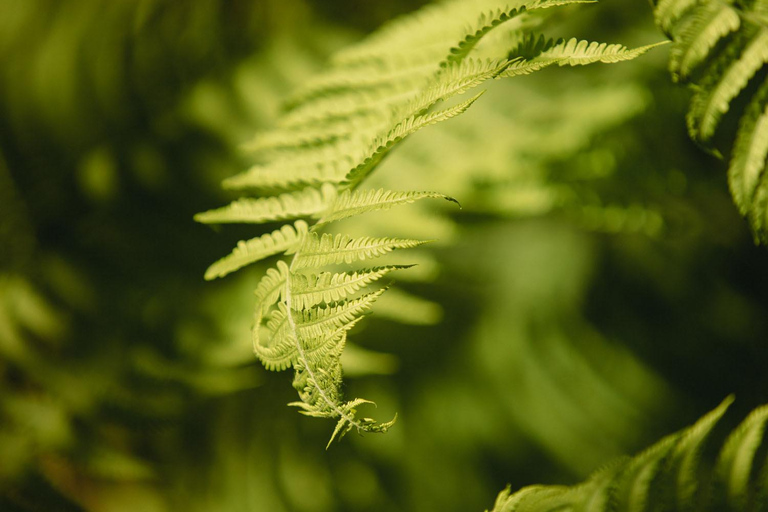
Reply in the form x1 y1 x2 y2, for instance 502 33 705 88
0 0 766 511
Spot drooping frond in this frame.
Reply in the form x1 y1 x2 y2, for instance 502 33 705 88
198 0 667 444
490 397 768 512
204 221 308 280
654 0 768 243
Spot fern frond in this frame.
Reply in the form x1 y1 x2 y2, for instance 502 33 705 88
501 37 669 78
194 185 336 224
253 303 297 371
687 29 768 143
204 221 308 280
396 58 511 119
443 0 596 66
319 189 459 225
199 0 668 444
508 33 559 60
713 404 768 510
498 38 667 78
345 90 486 187
283 60 433 111
290 265 411 310
728 78 768 241
490 397 768 512
655 0 700 34
294 288 386 340
293 232 431 270
253 260 290 314
656 0 768 242
668 1 740 81
542 38 670 66
222 149 357 191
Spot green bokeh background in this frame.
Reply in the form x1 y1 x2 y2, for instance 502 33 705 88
1 1 767 511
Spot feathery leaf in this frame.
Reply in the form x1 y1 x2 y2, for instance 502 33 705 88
293 232 431 270
195 185 336 224
290 265 412 310
204 221 308 280
319 188 459 225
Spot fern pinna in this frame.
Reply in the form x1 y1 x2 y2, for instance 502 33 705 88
490 397 768 512
197 0 665 446
653 0 768 243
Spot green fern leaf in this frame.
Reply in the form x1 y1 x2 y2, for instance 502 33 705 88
713 405 768 510
687 29 768 143
666 395 734 509
253 303 297 371
204 221 308 280
194 185 336 224
293 232 431 270
656 0 768 242
489 397 768 512
222 149 357 190
655 0 700 34
200 0 670 443
542 38 670 65
728 78 768 241
294 288 386 340
344 90 486 187
506 33 555 60
500 38 668 78
444 0 597 66
397 58 510 119
668 1 740 82
318 188 459 225
253 260 290 313
290 265 411 310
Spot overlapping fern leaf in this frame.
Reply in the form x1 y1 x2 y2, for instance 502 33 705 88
490 396 768 512
653 0 768 243
197 0 666 445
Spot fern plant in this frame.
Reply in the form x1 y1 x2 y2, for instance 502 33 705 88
197 0 666 446
653 0 768 243
489 396 768 512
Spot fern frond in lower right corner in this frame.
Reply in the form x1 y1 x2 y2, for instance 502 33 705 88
489 396 768 512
